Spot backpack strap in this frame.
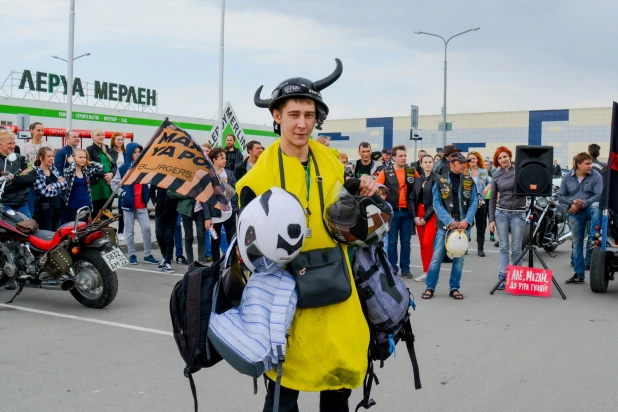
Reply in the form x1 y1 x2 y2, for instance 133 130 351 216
403 318 422 390
185 270 203 412
355 359 379 411
273 345 284 412
375 245 396 287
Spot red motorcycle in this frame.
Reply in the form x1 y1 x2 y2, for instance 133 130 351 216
0 154 123 308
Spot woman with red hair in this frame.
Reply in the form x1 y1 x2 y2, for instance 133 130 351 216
488 146 528 289
466 151 491 256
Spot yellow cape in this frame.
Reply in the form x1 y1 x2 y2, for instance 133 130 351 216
236 139 369 392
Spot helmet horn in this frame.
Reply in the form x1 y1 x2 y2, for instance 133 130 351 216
312 58 343 92
253 85 271 108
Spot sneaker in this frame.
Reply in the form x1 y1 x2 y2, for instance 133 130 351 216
117 233 125 241
144 255 160 265
163 263 175 274
414 273 427 282
176 255 188 265
206 256 213 263
4 278 16 290
129 255 138 265
401 271 414 279
494 241 500 248
157 260 167 271
565 275 585 284
490 234 495 242
497 282 505 290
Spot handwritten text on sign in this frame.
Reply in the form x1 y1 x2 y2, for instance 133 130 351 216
505 265 553 298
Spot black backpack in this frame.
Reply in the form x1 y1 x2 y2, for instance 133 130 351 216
170 247 246 412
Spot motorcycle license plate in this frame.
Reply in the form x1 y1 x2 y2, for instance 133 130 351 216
101 247 129 271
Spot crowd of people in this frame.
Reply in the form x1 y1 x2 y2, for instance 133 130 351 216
0 122 265 288
329 138 607 297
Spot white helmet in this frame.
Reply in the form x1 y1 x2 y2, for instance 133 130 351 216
237 187 307 272
445 229 469 259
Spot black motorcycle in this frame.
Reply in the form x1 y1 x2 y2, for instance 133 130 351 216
522 185 572 253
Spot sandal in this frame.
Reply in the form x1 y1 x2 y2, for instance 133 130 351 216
422 290 434 299
449 290 464 300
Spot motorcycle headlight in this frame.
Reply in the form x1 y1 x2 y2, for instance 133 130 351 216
536 197 548 209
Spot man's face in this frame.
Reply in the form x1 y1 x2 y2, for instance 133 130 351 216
381 152 391 162
249 144 264 158
273 100 316 149
215 153 227 168
226 135 235 148
31 124 44 140
67 131 80 147
554 160 558 165
393 149 407 167
578 159 593 174
450 160 466 174
0 138 16 156
359 147 372 162
418 150 426 161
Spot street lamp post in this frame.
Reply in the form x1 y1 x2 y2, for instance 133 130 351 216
414 27 479 148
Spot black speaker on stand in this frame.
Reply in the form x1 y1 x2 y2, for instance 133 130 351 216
514 145 553 197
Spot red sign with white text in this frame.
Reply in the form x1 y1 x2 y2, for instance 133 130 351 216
505 265 553 298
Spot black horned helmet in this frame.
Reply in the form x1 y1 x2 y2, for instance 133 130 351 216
254 58 343 134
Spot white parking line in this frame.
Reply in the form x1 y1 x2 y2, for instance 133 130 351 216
118 267 183 277
0 303 173 336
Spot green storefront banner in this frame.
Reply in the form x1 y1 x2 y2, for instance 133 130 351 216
0 103 277 138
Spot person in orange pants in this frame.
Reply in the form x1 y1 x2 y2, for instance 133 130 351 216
412 154 438 281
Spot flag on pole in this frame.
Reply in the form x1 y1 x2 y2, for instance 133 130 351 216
124 119 229 210
601 102 618 213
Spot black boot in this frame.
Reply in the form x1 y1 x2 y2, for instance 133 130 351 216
477 238 486 257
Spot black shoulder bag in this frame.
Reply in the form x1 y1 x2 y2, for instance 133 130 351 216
278 148 352 308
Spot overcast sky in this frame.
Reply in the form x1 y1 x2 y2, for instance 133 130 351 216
3 0 618 126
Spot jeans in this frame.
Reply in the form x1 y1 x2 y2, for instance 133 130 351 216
27 186 36 217
212 213 236 262
495 209 527 277
387 210 413 273
4 203 32 219
426 227 467 291
569 206 602 279
155 214 177 263
124 208 152 258
220 226 229 254
205 229 212 259
175 213 183 257
182 212 205 264
263 377 351 412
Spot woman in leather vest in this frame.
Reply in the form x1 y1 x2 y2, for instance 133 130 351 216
411 154 438 282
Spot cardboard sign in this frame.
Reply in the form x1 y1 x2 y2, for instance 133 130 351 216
208 101 247 152
504 265 553 298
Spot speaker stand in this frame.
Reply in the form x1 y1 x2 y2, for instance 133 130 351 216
490 196 567 300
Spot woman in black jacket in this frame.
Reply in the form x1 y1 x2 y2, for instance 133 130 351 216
86 129 117 218
411 154 438 282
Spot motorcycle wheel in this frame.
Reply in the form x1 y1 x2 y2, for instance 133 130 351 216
522 225 536 250
70 248 119 308
590 247 611 293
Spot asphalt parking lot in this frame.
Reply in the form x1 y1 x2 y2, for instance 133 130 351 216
1 238 618 412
